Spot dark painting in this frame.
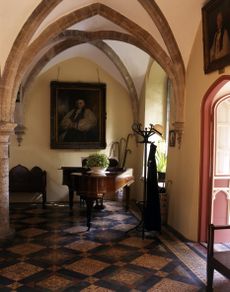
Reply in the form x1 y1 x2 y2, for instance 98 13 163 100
202 0 230 73
50 81 106 149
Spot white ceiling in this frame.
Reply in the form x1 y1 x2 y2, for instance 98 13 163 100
26 0 206 97
40 41 150 97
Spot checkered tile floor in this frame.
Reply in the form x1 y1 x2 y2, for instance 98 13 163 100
0 201 228 291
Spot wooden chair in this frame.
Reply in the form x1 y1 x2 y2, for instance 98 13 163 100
207 224 230 291
9 164 47 208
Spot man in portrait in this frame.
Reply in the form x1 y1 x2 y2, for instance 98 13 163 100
59 98 97 142
210 11 230 62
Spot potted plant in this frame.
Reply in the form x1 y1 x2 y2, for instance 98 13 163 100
86 153 109 174
155 140 168 225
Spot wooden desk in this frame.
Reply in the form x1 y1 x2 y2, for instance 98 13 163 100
71 168 134 230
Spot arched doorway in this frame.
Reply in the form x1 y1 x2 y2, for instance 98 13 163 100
211 97 230 241
199 75 230 242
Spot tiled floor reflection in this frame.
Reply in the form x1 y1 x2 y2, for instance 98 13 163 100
0 201 227 291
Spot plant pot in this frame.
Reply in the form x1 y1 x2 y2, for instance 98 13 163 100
90 167 107 174
158 172 166 182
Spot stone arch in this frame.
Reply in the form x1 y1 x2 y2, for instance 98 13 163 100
91 40 138 121
138 0 184 73
14 5 174 102
138 0 185 129
1 2 184 127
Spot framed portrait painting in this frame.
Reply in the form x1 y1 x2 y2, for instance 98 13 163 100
202 0 230 73
50 81 106 149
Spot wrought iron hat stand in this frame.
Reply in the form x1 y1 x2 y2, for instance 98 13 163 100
128 122 162 239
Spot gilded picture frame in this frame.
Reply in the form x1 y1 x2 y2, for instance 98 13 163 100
202 0 230 73
50 81 106 149
169 130 176 147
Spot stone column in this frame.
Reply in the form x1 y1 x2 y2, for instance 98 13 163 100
0 122 16 239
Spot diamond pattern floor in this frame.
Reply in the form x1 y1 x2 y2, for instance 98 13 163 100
0 201 228 291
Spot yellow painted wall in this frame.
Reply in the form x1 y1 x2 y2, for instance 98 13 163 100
135 61 167 203
145 62 167 130
167 23 230 240
0 0 41 69
10 57 138 202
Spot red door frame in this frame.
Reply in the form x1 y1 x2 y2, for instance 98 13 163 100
199 75 230 242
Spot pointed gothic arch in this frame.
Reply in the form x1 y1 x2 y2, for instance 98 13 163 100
199 75 230 242
13 4 173 116
0 1 185 128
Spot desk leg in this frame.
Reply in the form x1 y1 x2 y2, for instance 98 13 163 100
69 188 74 211
124 185 130 211
86 198 95 231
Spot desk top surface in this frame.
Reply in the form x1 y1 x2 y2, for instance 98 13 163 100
71 168 133 178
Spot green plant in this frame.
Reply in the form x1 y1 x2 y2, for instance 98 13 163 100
86 153 109 168
156 140 167 173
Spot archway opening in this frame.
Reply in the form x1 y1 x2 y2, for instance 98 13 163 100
199 75 230 242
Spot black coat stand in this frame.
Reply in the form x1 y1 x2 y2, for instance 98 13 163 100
129 123 162 239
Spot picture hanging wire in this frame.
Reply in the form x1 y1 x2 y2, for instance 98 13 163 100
56 66 61 81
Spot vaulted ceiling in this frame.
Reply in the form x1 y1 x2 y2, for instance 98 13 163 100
34 0 205 96
0 0 206 124
1 0 205 95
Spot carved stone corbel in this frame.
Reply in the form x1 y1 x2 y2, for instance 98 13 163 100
173 121 184 149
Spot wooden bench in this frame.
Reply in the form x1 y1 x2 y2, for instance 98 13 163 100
207 224 230 290
9 164 47 208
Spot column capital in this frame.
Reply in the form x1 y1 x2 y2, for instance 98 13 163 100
173 121 184 149
0 122 16 143
173 121 184 132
